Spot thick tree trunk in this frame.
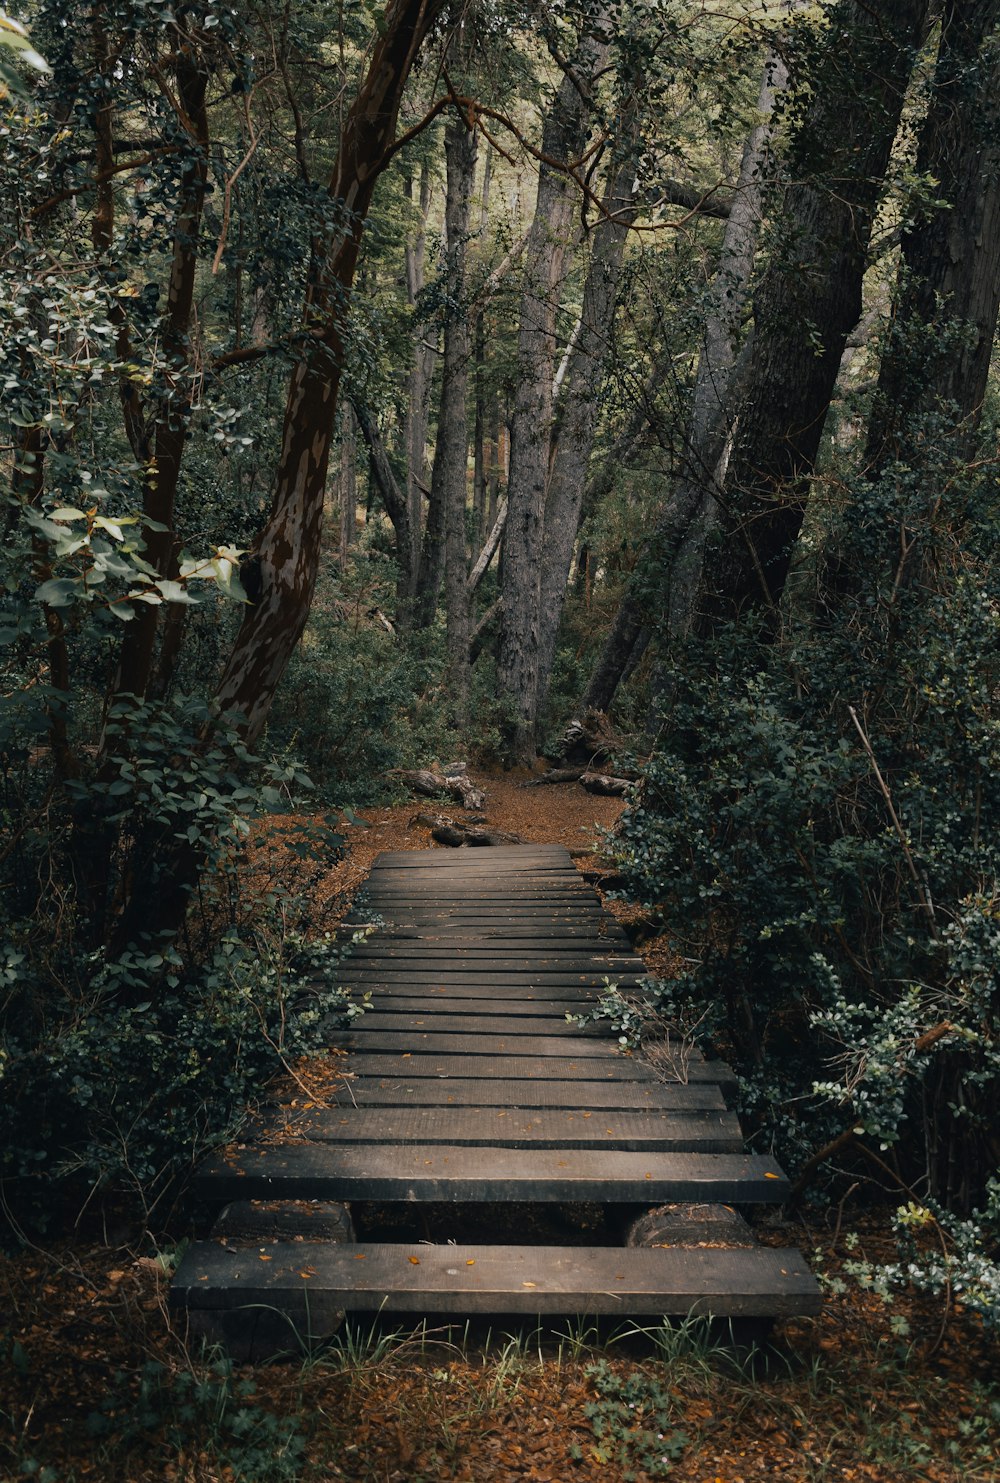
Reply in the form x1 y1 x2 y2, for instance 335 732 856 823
581 46 787 715
214 0 442 742
496 11 613 763
693 0 931 640
534 134 641 716
866 0 1000 463
441 116 478 720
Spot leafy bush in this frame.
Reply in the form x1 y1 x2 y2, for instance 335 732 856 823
613 441 1000 1318
266 556 451 800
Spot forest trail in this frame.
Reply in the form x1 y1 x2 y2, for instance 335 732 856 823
174 840 820 1355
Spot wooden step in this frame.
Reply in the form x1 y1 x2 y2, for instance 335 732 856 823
253 1105 745 1152
173 1240 821 1319
341 982 616 1003
363 995 602 1017
353 1012 609 1036
331 1031 628 1057
337 1051 736 1086
194 1144 789 1204
332 1077 728 1110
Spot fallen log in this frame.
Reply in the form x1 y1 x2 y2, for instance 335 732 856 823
391 768 486 811
527 767 586 786
411 811 525 847
580 772 632 796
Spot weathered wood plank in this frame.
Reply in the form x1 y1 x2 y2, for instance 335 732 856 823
319 1077 728 1110
345 949 642 966
337 1052 731 1084
352 1013 605 1035
364 996 599 1017
252 1106 744 1152
337 972 647 988
194 1144 791 1204
173 1241 822 1318
341 978 608 1002
330 1031 628 1057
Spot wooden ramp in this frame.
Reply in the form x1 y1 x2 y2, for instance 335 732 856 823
173 845 820 1343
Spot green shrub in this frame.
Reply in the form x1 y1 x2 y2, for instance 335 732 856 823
613 442 1000 1320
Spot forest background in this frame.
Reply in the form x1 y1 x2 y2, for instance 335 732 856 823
2 0 1000 1471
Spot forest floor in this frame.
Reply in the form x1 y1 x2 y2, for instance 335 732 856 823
3 771 999 1483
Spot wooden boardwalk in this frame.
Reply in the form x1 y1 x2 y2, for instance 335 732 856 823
173 845 820 1342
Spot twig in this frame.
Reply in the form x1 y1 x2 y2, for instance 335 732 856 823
848 705 940 941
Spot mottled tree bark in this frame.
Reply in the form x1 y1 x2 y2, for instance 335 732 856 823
402 160 435 600
534 131 641 716
440 115 478 720
496 10 613 763
581 45 787 715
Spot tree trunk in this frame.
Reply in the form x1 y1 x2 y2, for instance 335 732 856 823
214 0 443 743
402 160 435 600
581 43 788 715
534 126 642 717
693 0 931 641
338 402 358 569
867 0 1000 463
441 115 478 720
351 397 412 605
496 10 613 763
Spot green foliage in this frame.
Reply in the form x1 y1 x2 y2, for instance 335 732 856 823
614 437 1000 1317
268 558 452 801
573 1359 689 1479
85 1356 305 1482
0 919 356 1229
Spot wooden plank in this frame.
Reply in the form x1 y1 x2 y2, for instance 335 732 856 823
363 996 600 1017
343 983 606 1003
362 884 594 895
359 925 623 937
346 953 641 968
331 1031 627 1057
193 1144 791 1204
337 972 647 988
353 1013 605 1035
323 1077 728 1110
254 1106 744 1152
173 1241 821 1319
338 1052 734 1085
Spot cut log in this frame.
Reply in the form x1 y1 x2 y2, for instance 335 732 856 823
626 1202 756 1249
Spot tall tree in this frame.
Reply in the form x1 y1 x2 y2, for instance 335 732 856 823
495 8 614 763
440 112 478 716
866 0 1000 465
690 0 931 641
